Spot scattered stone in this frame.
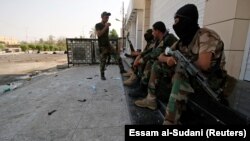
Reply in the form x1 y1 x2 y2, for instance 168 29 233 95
78 99 86 102
48 110 57 115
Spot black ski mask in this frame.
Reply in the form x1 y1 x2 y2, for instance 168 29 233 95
173 4 200 46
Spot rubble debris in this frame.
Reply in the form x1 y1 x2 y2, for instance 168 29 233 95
111 77 121 80
0 82 23 95
91 85 96 94
48 110 57 115
78 99 87 102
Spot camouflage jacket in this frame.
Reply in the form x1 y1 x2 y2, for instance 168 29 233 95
172 28 226 92
141 33 177 62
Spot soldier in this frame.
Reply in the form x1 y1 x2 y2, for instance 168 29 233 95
123 29 155 86
160 4 226 125
129 21 177 97
95 11 126 80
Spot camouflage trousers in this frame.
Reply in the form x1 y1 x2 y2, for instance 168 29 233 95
140 60 155 85
164 72 194 124
99 46 125 74
147 61 174 99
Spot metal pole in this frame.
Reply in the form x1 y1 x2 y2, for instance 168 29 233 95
122 1 125 52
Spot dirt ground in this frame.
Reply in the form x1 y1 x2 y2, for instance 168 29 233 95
0 52 67 85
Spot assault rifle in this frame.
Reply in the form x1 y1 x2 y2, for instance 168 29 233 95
165 48 220 101
126 32 135 52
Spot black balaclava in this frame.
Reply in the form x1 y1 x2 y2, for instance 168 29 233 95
173 4 200 46
144 29 154 42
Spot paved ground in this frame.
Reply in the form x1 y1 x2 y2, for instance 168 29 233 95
0 65 130 141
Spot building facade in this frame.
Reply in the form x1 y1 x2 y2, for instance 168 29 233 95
125 0 250 80
0 36 19 45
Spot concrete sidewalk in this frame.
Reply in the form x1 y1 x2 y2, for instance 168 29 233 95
0 65 130 141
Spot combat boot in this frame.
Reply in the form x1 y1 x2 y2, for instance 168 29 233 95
134 93 157 110
128 83 147 98
123 73 137 86
122 68 133 77
120 69 127 74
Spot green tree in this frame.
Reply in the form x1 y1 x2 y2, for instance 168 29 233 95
0 43 5 51
49 45 54 51
36 44 43 52
109 29 118 39
56 38 66 51
20 44 28 52
43 44 49 51
28 44 36 50
54 46 59 51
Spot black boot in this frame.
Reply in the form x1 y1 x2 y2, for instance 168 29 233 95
129 77 140 88
120 69 127 74
101 72 106 80
128 83 147 98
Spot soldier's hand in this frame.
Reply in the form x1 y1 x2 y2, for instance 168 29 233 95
105 23 111 27
166 56 177 66
133 60 140 67
158 54 176 66
131 51 140 56
158 53 167 63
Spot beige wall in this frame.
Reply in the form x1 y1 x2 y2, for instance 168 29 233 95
141 0 151 49
204 0 250 79
0 36 19 45
150 0 206 34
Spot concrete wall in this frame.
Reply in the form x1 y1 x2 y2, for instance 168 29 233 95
141 0 151 49
150 0 206 34
204 0 250 79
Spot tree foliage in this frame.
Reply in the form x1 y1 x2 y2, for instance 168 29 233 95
109 29 118 39
0 43 5 51
20 35 66 52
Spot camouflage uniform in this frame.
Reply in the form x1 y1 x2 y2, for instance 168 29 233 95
140 33 177 85
164 28 226 124
147 61 174 101
135 41 155 77
134 33 177 109
95 22 125 76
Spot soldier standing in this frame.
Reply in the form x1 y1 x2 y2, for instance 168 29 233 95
95 11 126 80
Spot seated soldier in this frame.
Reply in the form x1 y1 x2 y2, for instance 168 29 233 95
123 29 155 86
129 21 177 98
159 4 226 125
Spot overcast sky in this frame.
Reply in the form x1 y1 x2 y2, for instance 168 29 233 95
0 0 129 42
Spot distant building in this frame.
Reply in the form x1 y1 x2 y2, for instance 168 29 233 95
0 36 21 52
0 36 19 45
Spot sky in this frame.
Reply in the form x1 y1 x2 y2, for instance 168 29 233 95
0 0 129 42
